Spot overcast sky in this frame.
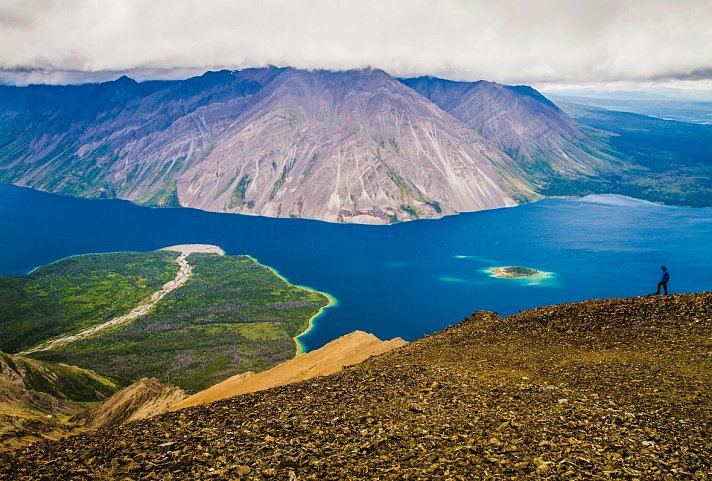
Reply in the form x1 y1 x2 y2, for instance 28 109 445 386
1 0 711 91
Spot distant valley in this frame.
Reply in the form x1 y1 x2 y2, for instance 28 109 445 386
3 67 705 224
553 102 712 207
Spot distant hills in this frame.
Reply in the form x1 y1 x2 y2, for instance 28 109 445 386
0 67 708 222
553 101 712 207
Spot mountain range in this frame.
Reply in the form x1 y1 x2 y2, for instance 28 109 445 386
0 67 620 223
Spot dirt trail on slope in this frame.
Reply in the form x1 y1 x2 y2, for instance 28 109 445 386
19 245 223 355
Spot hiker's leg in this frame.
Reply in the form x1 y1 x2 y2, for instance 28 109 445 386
663 282 668 295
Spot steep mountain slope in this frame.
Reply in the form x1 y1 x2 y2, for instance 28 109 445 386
177 68 530 222
400 76 613 185
0 70 263 205
176 330 406 409
0 352 117 450
3 293 708 478
0 352 117 403
0 68 534 223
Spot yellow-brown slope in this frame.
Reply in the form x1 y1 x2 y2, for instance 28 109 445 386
176 331 406 409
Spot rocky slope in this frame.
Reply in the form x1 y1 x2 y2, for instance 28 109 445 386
2 293 709 479
1 331 402 449
0 67 545 223
400 76 613 185
176 331 406 409
72 378 187 430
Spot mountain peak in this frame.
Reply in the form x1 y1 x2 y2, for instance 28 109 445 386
113 74 137 85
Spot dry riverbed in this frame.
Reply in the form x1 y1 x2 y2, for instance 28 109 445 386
19 245 224 355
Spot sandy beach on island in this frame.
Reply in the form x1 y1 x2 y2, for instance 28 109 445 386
482 266 556 287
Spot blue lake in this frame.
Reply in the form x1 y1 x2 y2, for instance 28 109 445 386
1 184 711 351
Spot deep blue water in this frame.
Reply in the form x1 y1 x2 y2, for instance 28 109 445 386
1 184 711 351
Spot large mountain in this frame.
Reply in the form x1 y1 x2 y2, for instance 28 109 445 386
400 76 612 185
0 68 612 223
176 68 531 222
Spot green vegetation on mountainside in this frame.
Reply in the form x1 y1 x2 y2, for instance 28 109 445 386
0 351 117 403
30 254 329 393
549 103 712 207
0 251 179 353
135 181 181 207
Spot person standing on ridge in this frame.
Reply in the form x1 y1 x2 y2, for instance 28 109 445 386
656 265 670 295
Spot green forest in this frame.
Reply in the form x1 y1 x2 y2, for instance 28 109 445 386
0 251 179 353
2 251 329 393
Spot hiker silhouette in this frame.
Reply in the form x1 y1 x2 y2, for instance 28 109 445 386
656 265 670 295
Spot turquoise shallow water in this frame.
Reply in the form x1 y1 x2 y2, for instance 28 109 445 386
1 184 710 351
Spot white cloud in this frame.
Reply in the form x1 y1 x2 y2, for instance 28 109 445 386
0 0 711 87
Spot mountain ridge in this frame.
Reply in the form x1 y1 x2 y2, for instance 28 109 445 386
0 67 588 223
400 75 613 184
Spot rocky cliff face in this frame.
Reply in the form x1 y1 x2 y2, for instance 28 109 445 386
0 68 554 223
400 76 612 184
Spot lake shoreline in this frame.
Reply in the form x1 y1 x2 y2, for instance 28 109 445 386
244 255 338 355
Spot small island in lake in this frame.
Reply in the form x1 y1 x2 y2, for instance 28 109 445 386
488 266 540 278
481 265 555 286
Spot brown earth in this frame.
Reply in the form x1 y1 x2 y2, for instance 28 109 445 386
1 293 710 480
1 330 403 451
